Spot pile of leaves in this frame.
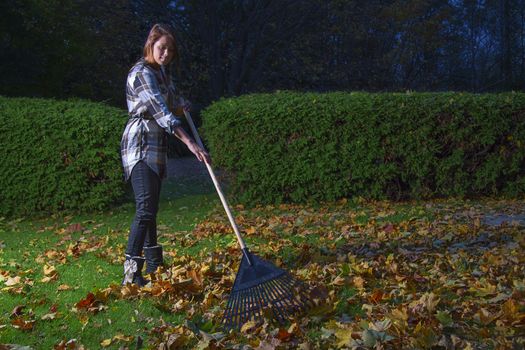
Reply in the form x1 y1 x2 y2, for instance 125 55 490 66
1 199 524 349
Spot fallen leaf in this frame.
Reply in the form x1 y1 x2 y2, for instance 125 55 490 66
276 328 293 342
353 276 365 290
10 305 25 318
41 312 56 320
245 226 257 235
43 264 56 276
58 284 71 291
240 319 258 333
41 274 58 283
66 223 84 233
11 317 35 331
113 333 134 342
100 338 112 347
5 276 21 286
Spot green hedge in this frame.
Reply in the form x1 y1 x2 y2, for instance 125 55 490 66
201 91 525 204
0 96 128 217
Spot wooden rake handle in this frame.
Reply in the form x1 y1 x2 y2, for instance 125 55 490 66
181 106 249 254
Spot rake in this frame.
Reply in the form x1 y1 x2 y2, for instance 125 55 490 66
182 107 312 331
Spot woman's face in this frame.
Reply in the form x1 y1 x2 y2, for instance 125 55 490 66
152 35 174 66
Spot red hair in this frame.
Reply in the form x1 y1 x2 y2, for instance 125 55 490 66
143 23 179 67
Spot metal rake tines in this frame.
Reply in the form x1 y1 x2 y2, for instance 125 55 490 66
222 272 311 330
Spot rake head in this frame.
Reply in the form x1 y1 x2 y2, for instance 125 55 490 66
222 249 311 331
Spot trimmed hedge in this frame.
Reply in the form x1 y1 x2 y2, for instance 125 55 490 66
201 91 525 204
0 96 128 217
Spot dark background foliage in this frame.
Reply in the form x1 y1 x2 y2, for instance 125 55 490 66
1 0 524 108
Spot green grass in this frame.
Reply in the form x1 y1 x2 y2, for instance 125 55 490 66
0 175 217 349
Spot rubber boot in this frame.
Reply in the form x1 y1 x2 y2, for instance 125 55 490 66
122 255 149 287
144 245 164 275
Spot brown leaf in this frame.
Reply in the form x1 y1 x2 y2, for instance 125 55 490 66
121 283 140 298
10 305 25 318
331 275 346 286
5 276 21 286
11 317 35 331
67 243 81 257
53 338 78 350
276 328 293 342
66 223 84 233
383 224 394 234
413 273 427 283
368 289 384 304
187 269 203 287
352 276 365 290
75 292 96 310
245 226 257 235
49 304 58 313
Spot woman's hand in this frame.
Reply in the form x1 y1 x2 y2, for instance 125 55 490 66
187 141 211 165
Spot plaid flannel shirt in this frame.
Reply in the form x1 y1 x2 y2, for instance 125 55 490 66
121 58 182 181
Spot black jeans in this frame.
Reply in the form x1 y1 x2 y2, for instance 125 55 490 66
126 161 161 257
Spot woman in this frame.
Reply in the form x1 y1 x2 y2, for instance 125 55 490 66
121 23 210 286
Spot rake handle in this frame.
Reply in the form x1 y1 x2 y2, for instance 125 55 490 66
181 106 250 259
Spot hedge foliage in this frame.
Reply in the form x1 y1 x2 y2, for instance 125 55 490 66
0 96 128 217
202 91 525 204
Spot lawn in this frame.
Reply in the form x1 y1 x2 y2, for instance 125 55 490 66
0 174 524 349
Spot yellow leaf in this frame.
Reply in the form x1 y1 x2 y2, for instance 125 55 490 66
240 319 258 333
334 328 353 348
113 333 134 342
501 299 518 321
100 338 112 347
43 264 56 276
409 292 439 314
41 274 58 283
58 284 71 291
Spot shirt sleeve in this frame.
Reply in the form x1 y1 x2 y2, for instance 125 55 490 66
133 68 182 134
